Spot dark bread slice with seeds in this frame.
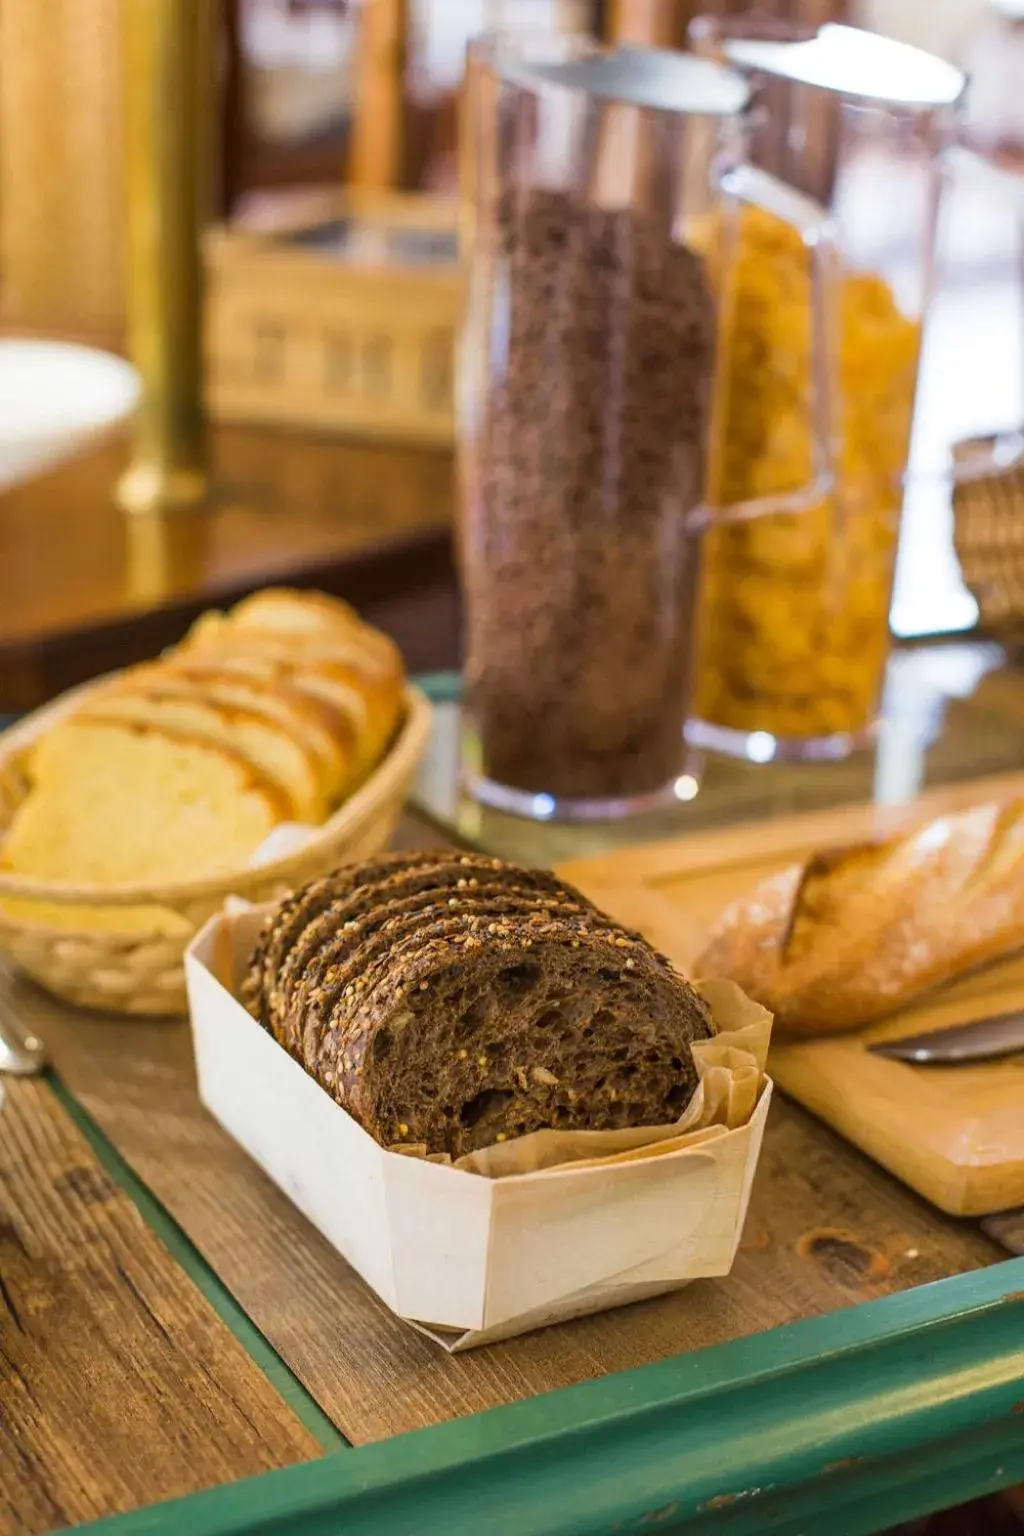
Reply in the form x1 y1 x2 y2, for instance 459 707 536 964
244 850 429 1032
288 884 591 1073
245 847 574 1038
310 895 642 1050
252 852 576 1046
278 858 571 1021
319 912 713 1156
292 888 607 1077
244 855 714 1157
307 904 638 1097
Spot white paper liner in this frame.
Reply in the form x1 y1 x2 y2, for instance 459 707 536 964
244 822 318 869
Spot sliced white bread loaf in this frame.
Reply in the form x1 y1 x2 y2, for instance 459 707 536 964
157 657 358 801
178 590 404 778
174 638 399 778
229 587 364 632
183 587 404 683
93 660 354 810
77 684 326 823
2 717 288 887
0 589 408 933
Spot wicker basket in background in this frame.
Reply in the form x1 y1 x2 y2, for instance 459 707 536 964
0 681 432 1017
952 434 1024 633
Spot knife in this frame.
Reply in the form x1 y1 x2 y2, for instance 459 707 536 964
868 1010 1024 1064
0 975 47 1076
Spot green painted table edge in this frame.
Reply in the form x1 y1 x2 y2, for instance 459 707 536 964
416 671 463 705
70 1260 1024 1536
10 679 1024 1534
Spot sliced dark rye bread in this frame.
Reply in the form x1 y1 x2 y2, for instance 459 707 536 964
306 905 605 1095
290 887 601 1074
314 912 714 1156
266 857 578 1046
243 850 429 1029
313 905 664 1079
247 849 569 1032
305 893 647 1040
314 889 664 1044
286 882 577 1057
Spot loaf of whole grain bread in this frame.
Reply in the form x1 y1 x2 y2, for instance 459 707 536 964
244 851 715 1156
695 797 1024 1034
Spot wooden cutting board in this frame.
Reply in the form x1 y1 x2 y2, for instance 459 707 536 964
557 769 1024 1219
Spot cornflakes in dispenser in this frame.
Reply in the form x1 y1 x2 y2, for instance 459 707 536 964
692 206 921 747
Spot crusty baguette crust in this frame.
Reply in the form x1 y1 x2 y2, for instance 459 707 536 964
695 798 1024 1034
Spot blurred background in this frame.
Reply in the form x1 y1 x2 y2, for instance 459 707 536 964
1 0 1023 693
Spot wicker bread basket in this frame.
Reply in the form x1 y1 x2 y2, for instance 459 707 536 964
0 679 433 1016
952 434 1024 632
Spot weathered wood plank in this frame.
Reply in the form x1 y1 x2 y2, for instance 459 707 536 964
0 1076 319 1535
0 811 1007 1459
17 973 1003 1449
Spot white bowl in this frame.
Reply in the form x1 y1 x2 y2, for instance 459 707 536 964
0 340 141 490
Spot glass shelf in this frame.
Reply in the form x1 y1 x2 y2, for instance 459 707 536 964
412 641 1017 866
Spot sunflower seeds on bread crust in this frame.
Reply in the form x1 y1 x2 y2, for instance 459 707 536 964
292 887 597 1075
243 850 429 1032
262 853 573 1049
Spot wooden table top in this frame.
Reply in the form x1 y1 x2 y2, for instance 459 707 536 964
0 424 457 710
2 649 1024 1533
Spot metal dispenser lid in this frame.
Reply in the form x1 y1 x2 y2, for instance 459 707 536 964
500 45 750 117
724 24 966 110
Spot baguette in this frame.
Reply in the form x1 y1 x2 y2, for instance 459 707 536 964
694 798 1024 1034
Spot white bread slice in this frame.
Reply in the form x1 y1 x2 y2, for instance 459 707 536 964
286 656 401 777
160 653 366 793
2 717 288 889
230 587 364 634
228 589 397 664
183 615 401 690
77 684 325 823
175 634 402 777
139 659 355 806
183 588 403 679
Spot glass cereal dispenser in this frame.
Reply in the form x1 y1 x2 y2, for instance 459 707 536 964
687 21 966 762
457 39 834 820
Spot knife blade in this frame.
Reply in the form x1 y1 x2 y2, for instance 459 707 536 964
868 1010 1024 1064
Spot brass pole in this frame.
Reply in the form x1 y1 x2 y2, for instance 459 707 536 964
116 0 215 514
348 0 406 191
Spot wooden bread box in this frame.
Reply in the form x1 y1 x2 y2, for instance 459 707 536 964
204 191 461 447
